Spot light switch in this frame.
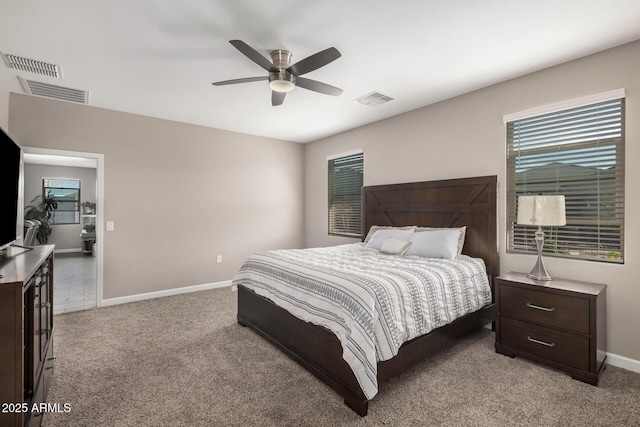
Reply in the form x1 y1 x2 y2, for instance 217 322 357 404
106 221 115 231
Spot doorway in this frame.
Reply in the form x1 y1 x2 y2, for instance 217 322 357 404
22 147 104 312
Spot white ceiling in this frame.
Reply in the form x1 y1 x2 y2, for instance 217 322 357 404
2 1 640 143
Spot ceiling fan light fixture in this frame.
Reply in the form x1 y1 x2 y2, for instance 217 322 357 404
269 79 295 93
269 70 296 93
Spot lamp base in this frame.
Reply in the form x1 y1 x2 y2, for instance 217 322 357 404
527 257 553 281
528 227 553 281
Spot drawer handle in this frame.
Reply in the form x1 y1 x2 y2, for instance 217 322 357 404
527 303 555 312
527 336 555 347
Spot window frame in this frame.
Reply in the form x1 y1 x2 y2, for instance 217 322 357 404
43 178 81 225
328 150 364 238
505 91 625 264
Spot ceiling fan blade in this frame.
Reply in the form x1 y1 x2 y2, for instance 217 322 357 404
229 40 278 72
212 76 268 86
272 91 286 106
287 47 341 76
295 77 343 96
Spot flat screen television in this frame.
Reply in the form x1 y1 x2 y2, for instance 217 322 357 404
0 127 21 252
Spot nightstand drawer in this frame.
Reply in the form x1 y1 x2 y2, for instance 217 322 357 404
500 317 590 371
499 284 589 334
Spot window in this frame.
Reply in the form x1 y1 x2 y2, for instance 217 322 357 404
506 93 625 263
328 152 363 237
43 178 81 224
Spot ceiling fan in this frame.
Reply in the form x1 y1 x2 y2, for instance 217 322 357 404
212 40 343 106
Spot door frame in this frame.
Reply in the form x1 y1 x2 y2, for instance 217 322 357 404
21 146 105 308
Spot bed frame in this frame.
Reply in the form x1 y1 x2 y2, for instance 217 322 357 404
237 175 498 416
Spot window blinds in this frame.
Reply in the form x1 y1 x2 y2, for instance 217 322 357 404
506 98 625 263
328 152 363 237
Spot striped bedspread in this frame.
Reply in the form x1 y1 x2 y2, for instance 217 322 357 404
232 243 492 400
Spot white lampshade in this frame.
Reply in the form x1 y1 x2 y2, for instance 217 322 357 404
517 195 566 226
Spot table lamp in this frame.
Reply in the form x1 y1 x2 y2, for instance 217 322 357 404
517 195 566 281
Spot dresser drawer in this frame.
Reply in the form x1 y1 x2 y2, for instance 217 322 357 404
499 284 589 334
500 317 590 371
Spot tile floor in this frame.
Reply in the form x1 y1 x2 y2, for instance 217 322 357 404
53 252 97 314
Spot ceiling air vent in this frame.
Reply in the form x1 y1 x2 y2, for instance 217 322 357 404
354 91 394 107
19 77 88 104
2 52 61 78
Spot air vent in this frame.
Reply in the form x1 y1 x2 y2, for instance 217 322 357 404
19 77 88 104
354 91 394 107
2 52 61 78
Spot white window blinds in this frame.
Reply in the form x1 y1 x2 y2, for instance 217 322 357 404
506 97 625 263
328 152 363 237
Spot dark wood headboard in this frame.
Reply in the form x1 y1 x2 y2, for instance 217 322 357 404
362 175 498 277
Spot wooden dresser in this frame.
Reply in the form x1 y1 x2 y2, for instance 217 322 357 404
0 245 55 427
495 272 606 385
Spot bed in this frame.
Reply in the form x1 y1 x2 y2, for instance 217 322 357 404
234 175 498 416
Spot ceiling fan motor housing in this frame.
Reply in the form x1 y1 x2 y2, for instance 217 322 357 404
269 50 296 92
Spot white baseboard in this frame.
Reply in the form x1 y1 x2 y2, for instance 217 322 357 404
606 352 640 374
54 248 82 254
100 280 232 307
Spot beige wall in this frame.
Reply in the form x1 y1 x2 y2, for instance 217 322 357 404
24 164 97 251
305 40 640 362
9 94 305 299
0 79 8 130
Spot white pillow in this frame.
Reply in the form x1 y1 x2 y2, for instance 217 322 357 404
379 238 412 255
415 226 466 255
365 229 415 250
363 225 416 243
405 229 461 259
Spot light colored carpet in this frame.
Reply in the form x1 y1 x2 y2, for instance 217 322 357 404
45 287 640 426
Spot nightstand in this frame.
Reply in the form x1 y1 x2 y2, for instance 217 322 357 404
494 272 607 385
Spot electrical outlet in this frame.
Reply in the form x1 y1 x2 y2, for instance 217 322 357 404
106 221 114 231
216 255 222 263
